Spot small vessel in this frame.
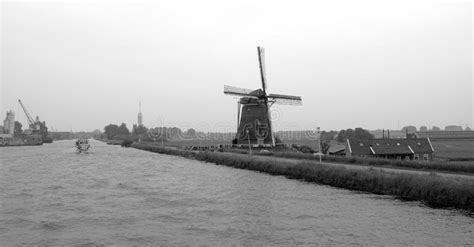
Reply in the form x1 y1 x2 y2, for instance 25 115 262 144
75 139 90 153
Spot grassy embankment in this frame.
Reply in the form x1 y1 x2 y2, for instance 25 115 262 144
158 139 474 174
132 143 474 213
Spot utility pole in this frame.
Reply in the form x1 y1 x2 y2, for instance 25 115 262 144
317 127 322 164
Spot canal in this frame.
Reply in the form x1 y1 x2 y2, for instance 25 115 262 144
1 140 473 245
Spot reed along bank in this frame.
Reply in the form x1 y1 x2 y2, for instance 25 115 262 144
132 143 474 213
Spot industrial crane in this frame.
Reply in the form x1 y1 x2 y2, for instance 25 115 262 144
18 99 40 131
17 99 52 142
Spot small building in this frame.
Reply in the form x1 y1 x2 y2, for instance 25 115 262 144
345 138 434 161
327 144 346 156
3 110 15 135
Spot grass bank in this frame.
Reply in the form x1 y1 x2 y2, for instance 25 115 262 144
132 143 474 213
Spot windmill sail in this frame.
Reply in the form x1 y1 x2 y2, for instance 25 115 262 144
224 85 257 98
268 93 302 105
257 47 267 95
257 47 274 145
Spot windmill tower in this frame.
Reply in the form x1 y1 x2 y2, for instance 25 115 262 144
138 101 143 127
224 47 302 147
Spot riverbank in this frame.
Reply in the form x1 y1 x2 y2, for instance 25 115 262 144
132 143 474 213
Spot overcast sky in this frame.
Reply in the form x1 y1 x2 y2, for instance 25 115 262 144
1 0 472 132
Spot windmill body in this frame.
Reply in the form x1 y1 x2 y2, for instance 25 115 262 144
224 47 302 147
236 97 272 145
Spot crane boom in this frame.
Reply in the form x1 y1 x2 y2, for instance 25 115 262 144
18 99 37 129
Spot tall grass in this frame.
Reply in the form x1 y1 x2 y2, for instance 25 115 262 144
132 143 474 212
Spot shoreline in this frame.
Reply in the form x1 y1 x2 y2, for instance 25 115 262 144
131 143 474 213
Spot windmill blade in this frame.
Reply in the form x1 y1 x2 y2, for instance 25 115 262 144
272 98 303 105
224 85 258 98
268 93 303 105
257 47 267 95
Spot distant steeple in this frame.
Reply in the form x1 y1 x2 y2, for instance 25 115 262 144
138 101 143 126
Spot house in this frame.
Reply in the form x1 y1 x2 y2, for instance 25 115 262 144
345 138 434 161
327 144 346 156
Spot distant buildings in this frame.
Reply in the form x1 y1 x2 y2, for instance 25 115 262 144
345 138 434 161
370 125 473 140
415 130 474 139
401 126 417 134
444 125 463 131
419 126 428 131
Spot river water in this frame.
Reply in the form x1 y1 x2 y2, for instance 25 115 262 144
1 140 473 246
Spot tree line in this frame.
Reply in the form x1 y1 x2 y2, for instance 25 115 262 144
102 123 194 142
101 122 375 146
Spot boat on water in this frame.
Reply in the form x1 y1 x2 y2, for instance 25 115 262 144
75 139 90 153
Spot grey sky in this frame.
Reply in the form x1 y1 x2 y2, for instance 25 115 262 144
1 0 472 132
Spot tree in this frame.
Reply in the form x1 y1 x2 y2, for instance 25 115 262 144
336 129 346 142
132 124 148 136
336 128 374 142
186 128 196 138
104 124 119 139
147 127 167 142
419 126 428 131
118 123 130 136
321 130 337 141
167 127 183 140
431 126 440 131
320 140 330 154
14 121 22 137
353 128 373 140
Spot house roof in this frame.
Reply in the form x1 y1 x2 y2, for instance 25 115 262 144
347 138 433 156
328 144 346 154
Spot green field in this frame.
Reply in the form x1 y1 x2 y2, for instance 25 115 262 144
431 139 474 161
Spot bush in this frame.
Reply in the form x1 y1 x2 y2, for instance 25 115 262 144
121 140 133 147
291 144 315 153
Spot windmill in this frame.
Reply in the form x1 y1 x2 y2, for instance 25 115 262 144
224 47 302 147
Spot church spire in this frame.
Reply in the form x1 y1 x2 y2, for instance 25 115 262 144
138 101 143 126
